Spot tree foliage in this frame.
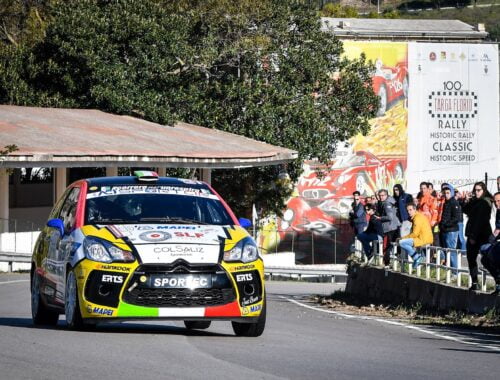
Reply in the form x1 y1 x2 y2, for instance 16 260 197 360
0 0 378 216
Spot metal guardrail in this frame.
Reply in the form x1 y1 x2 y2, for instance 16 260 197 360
355 239 494 291
265 265 348 282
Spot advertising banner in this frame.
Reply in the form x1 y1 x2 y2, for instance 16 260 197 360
407 43 499 192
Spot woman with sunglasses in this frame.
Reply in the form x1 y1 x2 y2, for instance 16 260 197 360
461 181 493 290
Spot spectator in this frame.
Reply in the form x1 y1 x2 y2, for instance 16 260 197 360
417 181 439 246
461 181 493 291
480 192 500 295
393 184 413 223
357 203 383 262
428 182 438 198
399 204 433 268
439 186 460 270
497 176 500 192
455 190 466 250
349 191 367 236
377 189 401 266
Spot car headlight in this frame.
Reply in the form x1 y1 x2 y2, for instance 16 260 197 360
83 236 135 263
223 237 259 263
337 173 353 185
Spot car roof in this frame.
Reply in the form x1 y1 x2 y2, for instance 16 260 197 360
85 176 209 189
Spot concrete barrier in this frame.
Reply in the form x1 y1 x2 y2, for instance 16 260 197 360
346 265 500 314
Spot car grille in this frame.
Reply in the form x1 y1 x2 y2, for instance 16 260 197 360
123 288 235 307
122 260 235 307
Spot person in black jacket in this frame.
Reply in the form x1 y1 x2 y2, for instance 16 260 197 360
480 192 500 295
461 181 493 291
439 186 460 270
349 191 367 236
357 203 383 262
393 184 413 223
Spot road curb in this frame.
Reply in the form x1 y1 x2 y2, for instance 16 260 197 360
346 265 500 313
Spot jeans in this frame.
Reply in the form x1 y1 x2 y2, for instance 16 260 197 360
442 231 459 269
399 238 416 258
456 222 465 250
357 232 381 257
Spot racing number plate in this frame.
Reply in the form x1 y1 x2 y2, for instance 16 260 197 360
150 274 212 289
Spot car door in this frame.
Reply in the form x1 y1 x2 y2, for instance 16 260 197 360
45 186 81 305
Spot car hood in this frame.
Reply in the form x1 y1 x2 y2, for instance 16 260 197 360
89 224 235 265
101 224 227 245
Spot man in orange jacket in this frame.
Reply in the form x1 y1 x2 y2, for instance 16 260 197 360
398 203 434 268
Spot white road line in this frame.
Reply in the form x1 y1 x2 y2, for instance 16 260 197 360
0 280 29 285
281 296 500 352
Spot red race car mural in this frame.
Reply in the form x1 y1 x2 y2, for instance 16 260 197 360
297 151 406 206
372 59 408 116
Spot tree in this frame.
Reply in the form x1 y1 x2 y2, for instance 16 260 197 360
0 0 378 216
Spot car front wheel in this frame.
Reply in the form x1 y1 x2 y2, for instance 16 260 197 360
232 299 266 337
31 272 59 326
65 270 84 330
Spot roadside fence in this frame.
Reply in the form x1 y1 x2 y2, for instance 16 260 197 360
354 239 494 292
0 218 40 256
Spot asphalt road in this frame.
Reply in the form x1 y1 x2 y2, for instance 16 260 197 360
0 273 499 380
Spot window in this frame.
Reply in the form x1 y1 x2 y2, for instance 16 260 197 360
58 187 80 233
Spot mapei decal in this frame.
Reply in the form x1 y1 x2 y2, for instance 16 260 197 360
87 306 114 316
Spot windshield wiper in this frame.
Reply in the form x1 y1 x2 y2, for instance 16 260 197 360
138 217 208 225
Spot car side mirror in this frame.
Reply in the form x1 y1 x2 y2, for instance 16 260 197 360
47 218 64 237
238 218 252 228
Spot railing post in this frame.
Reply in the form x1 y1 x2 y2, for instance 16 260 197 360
311 233 314 265
378 240 383 266
426 246 431 279
445 249 451 284
457 251 462 287
435 247 440 282
14 219 17 253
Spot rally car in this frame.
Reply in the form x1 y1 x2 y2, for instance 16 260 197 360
31 171 266 337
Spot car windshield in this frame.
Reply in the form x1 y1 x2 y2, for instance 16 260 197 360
85 185 234 225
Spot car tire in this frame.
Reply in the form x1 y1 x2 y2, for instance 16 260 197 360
232 298 266 337
31 271 59 326
65 269 85 330
184 320 211 330
377 84 387 117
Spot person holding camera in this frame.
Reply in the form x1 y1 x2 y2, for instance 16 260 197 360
461 182 493 291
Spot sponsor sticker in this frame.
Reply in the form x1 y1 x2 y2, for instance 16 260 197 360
86 185 219 200
139 231 172 242
236 273 253 282
230 264 256 272
87 306 114 316
98 264 131 272
241 295 259 306
102 274 124 284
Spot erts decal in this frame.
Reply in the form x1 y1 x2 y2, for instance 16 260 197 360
102 274 124 284
87 306 114 316
139 231 172 242
236 273 253 282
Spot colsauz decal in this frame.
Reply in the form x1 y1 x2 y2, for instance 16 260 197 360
102 274 124 284
139 231 172 242
153 246 204 254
